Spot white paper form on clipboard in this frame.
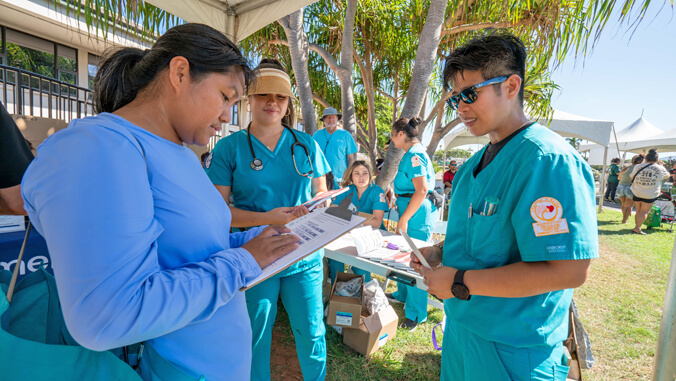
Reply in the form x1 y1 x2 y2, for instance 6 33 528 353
399 229 432 270
242 208 366 290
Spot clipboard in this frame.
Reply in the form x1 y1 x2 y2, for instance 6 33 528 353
241 207 371 290
399 228 432 270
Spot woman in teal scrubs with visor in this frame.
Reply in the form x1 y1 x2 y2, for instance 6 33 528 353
328 160 389 283
388 117 438 331
206 58 330 381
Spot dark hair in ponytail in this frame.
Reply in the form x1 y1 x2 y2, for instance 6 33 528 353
392 117 421 140
94 23 251 114
631 154 645 165
646 148 659 162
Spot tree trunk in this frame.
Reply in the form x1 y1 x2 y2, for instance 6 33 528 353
279 10 318 135
338 0 358 138
376 0 449 190
427 118 462 158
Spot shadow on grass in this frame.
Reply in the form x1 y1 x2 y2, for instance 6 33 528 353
326 324 442 381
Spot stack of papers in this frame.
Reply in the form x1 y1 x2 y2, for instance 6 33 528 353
348 226 420 275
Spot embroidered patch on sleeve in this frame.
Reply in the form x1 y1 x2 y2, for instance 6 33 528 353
530 197 569 237
411 156 421 168
379 193 386 203
205 152 213 169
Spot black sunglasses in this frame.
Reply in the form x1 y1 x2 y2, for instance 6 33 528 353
447 75 510 110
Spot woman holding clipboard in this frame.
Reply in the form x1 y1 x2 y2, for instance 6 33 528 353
206 59 330 381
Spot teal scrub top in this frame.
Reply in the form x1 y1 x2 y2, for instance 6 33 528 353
393 143 435 195
608 163 620 183
333 184 388 229
312 129 358 184
444 124 598 348
206 127 331 274
207 128 330 212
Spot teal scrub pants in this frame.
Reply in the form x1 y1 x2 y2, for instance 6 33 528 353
392 198 437 323
441 319 569 381
327 259 372 284
246 259 326 381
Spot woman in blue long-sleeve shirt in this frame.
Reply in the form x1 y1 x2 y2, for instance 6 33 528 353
20 24 299 381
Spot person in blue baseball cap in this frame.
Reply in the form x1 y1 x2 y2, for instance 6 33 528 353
410 33 598 381
313 106 358 191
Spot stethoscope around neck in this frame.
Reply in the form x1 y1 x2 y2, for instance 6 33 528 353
247 122 314 178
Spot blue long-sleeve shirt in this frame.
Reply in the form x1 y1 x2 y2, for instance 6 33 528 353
22 113 262 380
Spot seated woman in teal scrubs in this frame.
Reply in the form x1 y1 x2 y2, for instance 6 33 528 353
328 160 388 283
389 117 438 331
206 59 330 381
20 24 299 381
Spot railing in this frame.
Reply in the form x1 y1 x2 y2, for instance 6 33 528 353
0 64 94 123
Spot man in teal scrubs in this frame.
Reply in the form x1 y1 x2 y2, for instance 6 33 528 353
411 34 598 381
313 107 358 190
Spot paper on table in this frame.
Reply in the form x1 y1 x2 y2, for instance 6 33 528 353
242 208 366 290
352 226 383 257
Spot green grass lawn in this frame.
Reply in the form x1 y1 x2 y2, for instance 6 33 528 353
270 209 675 380
577 209 674 380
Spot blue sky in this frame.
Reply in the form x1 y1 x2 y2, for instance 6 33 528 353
550 6 675 133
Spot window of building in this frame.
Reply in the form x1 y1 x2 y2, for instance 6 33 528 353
231 102 239 126
1 27 78 86
87 53 100 90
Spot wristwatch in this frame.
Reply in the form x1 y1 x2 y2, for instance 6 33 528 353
451 270 471 301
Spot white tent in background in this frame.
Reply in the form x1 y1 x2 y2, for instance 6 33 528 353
579 117 664 165
443 109 614 211
443 109 614 148
615 127 676 152
145 0 319 41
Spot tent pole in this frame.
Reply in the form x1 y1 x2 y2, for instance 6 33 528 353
651 237 676 381
598 147 608 213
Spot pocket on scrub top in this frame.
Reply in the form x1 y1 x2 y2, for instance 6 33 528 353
468 213 506 267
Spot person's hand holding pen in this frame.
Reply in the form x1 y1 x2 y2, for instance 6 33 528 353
242 225 300 269
409 245 456 299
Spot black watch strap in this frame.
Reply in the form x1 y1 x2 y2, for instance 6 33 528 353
452 270 471 301
454 269 465 284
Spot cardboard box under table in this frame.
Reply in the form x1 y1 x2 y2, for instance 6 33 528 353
327 272 365 329
342 305 398 357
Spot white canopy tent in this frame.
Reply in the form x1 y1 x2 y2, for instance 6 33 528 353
443 109 614 212
612 126 676 152
578 117 664 165
443 109 614 148
146 0 319 42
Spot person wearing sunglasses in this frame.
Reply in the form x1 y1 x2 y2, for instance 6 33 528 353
206 58 330 381
409 34 597 381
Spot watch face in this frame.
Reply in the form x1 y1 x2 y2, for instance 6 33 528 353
452 283 471 300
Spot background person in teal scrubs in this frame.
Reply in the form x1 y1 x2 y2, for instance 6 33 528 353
313 107 358 190
411 34 598 381
328 160 388 283
388 116 438 332
206 59 330 381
